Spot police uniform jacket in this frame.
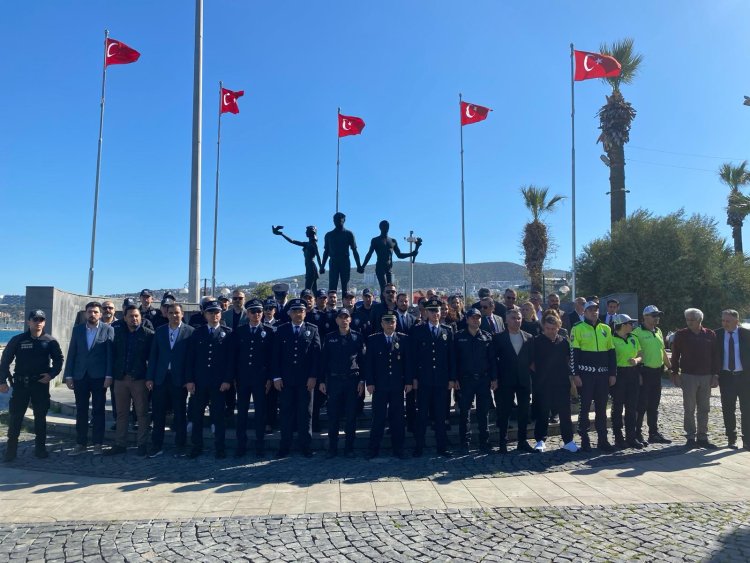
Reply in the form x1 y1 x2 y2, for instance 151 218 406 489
454 328 496 381
272 322 321 386
410 322 455 386
309 308 333 336
365 331 409 391
320 330 365 384
351 305 373 336
230 322 274 385
185 324 233 387
140 306 161 327
111 324 154 380
0 331 64 386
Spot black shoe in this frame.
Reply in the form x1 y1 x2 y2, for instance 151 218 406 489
516 441 535 454
136 445 148 457
275 449 289 459
580 441 592 453
188 448 203 459
343 449 356 459
148 448 163 458
302 450 314 458
326 450 338 459
413 448 423 458
255 448 265 457
234 447 247 458
636 435 649 447
497 443 508 454
459 443 470 453
648 432 671 445
696 439 718 450
614 436 627 449
438 449 453 458
215 449 227 459
728 441 739 450
626 439 644 450
597 441 615 452
104 446 127 456
685 439 697 450
34 448 49 459
479 443 492 453
3 441 18 462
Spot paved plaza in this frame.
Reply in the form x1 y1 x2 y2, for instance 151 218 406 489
1 385 749 561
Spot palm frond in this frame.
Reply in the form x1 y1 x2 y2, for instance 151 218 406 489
719 160 750 192
599 38 643 92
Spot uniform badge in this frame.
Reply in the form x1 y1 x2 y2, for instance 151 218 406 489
354 319 360 325
442 333 447 341
261 331 266 338
305 330 310 337
394 342 399 350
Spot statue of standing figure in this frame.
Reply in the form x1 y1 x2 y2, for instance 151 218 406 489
272 225 323 291
320 212 362 294
361 220 422 294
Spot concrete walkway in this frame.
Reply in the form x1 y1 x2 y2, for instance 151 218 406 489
1 447 747 523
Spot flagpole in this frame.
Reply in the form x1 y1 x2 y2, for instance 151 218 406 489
336 107 341 213
188 0 203 303
87 29 109 295
211 81 222 297
570 43 577 300
459 93 467 299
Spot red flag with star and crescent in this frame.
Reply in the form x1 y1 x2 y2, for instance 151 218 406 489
460 101 491 126
105 38 140 66
573 50 621 81
338 114 365 137
220 88 244 114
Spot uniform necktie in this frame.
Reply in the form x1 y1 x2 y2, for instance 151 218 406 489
432 326 438 338
489 317 496 333
294 326 300 337
209 327 214 336
729 332 736 371
386 336 392 349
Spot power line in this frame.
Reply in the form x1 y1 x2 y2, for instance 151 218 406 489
629 145 746 162
625 158 715 173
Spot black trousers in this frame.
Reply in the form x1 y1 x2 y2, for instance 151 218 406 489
328 260 351 293
224 382 237 417
611 367 640 439
266 385 279 429
534 381 574 443
190 384 226 452
7 381 49 448
415 383 448 451
497 384 530 443
578 373 611 441
312 387 326 431
374 264 393 294
236 378 267 449
369 386 405 455
326 376 359 451
458 376 492 447
279 383 313 453
719 371 750 441
638 366 663 436
74 375 107 446
151 375 187 449
405 388 417 432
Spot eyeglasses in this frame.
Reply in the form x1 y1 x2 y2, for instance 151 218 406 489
103 306 115 310
232 297 244 301
31 317 45 322
505 296 516 300
481 305 492 310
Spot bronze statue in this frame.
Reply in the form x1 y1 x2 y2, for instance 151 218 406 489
272 225 323 291
361 220 421 293
319 212 362 294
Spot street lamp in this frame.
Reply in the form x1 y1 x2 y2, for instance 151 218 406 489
405 231 420 306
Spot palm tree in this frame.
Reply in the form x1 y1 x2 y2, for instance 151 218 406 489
520 185 566 292
596 38 643 227
719 160 750 254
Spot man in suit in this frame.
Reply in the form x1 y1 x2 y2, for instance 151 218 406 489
395 292 416 334
716 308 750 449
106 305 154 456
185 300 233 459
564 297 587 333
229 299 274 457
223 290 247 331
64 301 114 456
146 302 194 457
494 308 535 453
599 299 620 328
470 287 507 319
272 298 321 458
479 297 505 335
410 297 455 457
366 311 411 459
370 283 399 329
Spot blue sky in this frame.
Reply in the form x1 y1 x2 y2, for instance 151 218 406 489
2 1 749 295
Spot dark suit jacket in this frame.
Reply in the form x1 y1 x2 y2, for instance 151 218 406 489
111 324 154 380
365 332 409 390
715 326 750 373
494 330 534 388
272 322 321 386
224 308 247 331
63 322 114 380
564 311 585 333
410 322 455 386
480 314 505 335
147 323 195 386
395 310 416 334
471 300 507 319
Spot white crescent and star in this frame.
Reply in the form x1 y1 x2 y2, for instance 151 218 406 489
465 104 476 119
341 119 351 131
583 54 605 72
106 42 118 58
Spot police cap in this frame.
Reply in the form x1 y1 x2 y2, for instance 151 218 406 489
287 298 305 311
28 309 46 320
272 282 290 296
300 289 313 298
315 289 328 298
245 298 263 311
203 300 222 313
425 298 442 310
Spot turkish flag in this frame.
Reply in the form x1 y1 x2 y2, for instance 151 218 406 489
574 50 621 81
105 38 140 66
339 114 365 137
460 102 491 126
220 88 244 114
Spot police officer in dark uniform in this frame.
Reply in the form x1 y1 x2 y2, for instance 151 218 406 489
352 288 374 336
454 308 497 452
185 300 233 459
307 289 330 433
114 298 155 331
410 297 456 457
365 311 411 459
139 289 161 327
272 298 321 458
229 299 274 457
1 310 64 462
263 298 279 327
271 283 291 325
319 308 365 458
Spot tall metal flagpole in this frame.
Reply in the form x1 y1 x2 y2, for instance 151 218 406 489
570 44 577 300
87 29 109 295
336 107 341 212
459 93 467 299
188 0 203 302
211 81 222 296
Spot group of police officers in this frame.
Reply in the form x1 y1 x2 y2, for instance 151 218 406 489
1 283 675 463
